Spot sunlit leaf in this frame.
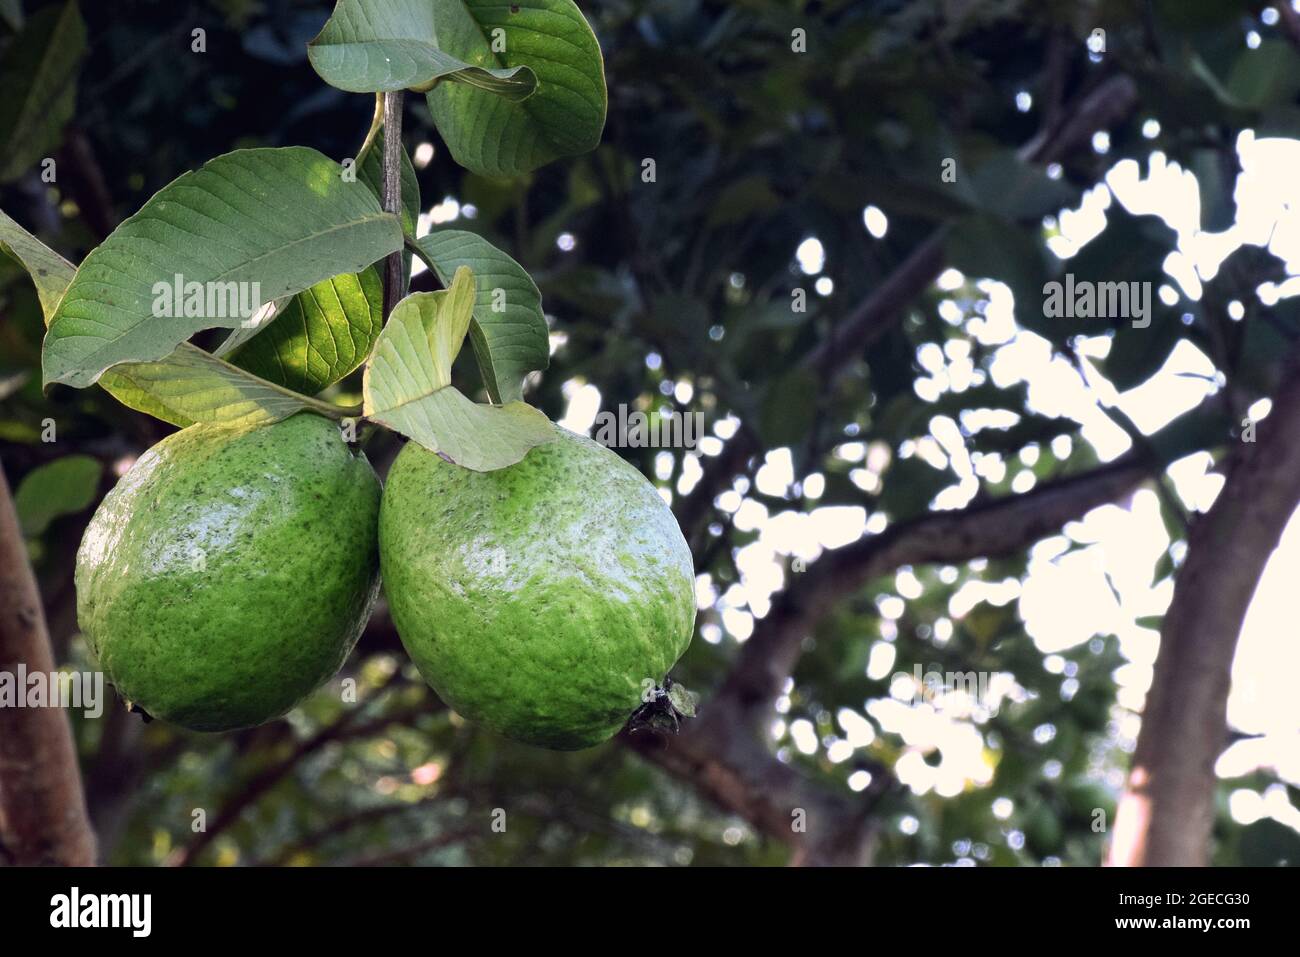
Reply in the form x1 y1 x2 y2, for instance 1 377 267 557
308 0 537 98
414 230 547 403
222 270 384 395
363 267 553 470
43 147 403 389
424 0 606 177
0 206 75 321
101 343 350 430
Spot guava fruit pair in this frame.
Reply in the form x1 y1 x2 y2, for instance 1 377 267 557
76 413 694 748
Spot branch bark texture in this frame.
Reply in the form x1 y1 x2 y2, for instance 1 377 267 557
0 462 97 866
1108 355 1300 866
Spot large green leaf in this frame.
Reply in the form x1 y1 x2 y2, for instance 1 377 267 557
1225 39 1300 111
42 146 403 389
308 0 537 98
947 214 1050 335
215 130 421 394
414 230 548 403
363 267 553 470
0 206 75 321
222 270 384 395
13 453 101 536
2 195 356 430
101 343 351 430
968 150 1078 221
0 0 85 183
424 0 606 177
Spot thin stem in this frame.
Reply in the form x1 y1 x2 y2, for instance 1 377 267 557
302 397 364 420
381 91 406 320
404 233 443 287
354 93 385 170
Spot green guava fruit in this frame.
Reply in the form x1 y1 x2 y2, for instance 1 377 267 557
379 425 696 750
76 413 382 732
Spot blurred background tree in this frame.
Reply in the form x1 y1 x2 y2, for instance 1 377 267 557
2 0 1300 866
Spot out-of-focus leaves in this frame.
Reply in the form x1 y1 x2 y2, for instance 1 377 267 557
968 150 1078 222
14 453 100 536
0 0 23 32
705 175 781 228
947 214 1049 332
0 0 85 183
1225 40 1300 111
758 366 818 449
43 147 403 389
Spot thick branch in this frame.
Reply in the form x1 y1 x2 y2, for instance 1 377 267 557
724 455 1152 709
622 705 881 865
0 462 97 865
647 458 1150 864
1108 355 1300 866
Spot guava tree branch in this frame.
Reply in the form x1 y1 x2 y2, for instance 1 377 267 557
1108 352 1300 866
170 687 432 867
381 90 406 319
0 461 97 865
622 708 883 865
723 453 1152 710
651 73 1143 861
636 455 1150 863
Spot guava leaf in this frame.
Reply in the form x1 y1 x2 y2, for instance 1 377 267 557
414 230 548 403
42 146 403 389
424 0 607 178
0 207 305 427
221 269 384 395
0 206 75 321
101 343 350 430
0 0 85 183
363 267 553 470
308 0 537 98
216 130 421 393
13 454 101 536
0 0 21 31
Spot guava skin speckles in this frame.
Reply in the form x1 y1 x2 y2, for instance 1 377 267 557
75 413 382 732
380 425 695 750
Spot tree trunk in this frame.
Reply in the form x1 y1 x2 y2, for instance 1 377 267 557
1108 358 1300 866
0 462 97 866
